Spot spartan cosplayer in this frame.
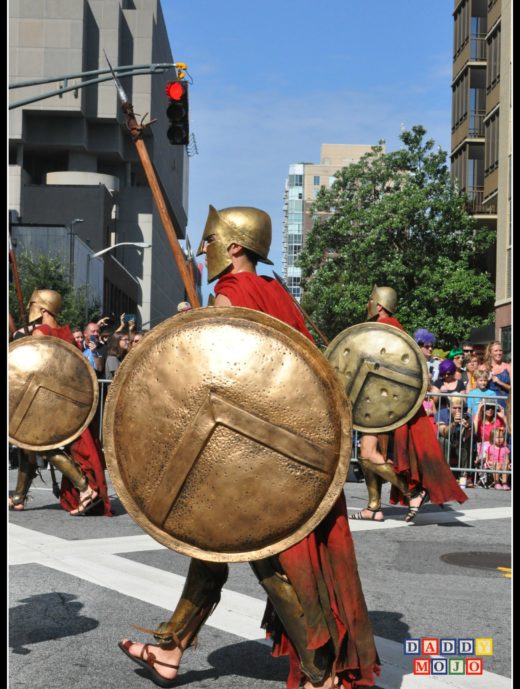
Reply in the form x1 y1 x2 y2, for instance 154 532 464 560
325 285 467 523
105 206 380 689
8 289 111 516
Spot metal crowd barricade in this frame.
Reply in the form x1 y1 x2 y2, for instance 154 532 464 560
347 391 511 485
95 381 511 485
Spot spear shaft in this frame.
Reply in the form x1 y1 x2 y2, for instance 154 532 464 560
272 271 330 347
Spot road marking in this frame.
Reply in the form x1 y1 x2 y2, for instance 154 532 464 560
9 524 511 689
347 505 511 530
497 567 512 579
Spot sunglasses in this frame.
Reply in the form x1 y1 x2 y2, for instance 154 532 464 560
463 349 473 353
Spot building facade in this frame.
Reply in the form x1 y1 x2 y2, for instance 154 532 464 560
282 144 375 300
9 0 200 328
450 0 511 351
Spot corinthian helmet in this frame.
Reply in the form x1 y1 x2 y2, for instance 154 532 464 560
197 205 274 283
26 289 62 323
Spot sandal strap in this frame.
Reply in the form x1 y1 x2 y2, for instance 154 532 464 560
142 645 180 670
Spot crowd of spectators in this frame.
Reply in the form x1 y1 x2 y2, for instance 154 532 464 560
413 329 512 491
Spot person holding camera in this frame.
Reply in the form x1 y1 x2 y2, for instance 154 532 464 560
82 321 105 374
436 396 473 487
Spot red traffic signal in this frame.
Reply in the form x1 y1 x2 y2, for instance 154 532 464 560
165 81 189 145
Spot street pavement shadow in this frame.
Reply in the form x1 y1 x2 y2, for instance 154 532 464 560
369 609 409 644
9 592 98 655
206 639 288 683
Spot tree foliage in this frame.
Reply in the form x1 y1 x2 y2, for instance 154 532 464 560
9 252 100 330
298 126 495 348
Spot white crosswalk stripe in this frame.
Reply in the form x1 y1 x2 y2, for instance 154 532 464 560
9 522 511 689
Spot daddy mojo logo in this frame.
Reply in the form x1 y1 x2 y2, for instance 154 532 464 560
404 637 493 675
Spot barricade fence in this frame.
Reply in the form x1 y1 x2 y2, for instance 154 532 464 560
93 384 513 486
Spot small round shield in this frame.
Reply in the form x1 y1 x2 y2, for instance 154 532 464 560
325 322 428 433
9 336 99 451
103 307 351 563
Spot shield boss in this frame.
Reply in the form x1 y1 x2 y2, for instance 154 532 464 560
325 322 428 432
103 307 351 562
9 336 99 450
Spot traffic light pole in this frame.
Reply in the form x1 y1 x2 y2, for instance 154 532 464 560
104 57 201 308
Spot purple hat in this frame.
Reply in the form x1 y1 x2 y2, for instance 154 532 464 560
414 328 437 347
438 359 456 377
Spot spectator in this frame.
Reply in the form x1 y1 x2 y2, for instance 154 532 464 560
473 400 506 483
486 428 511 491
115 312 137 338
71 327 84 350
448 347 467 386
130 330 147 348
83 322 104 374
436 396 473 488
422 381 437 429
413 328 439 381
465 370 496 419
432 359 466 410
104 332 130 380
485 340 511 410
461 341 475 366
177 301 192 313
465 354 481 392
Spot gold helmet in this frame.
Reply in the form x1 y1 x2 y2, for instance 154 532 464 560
197 205 274 283
367 284 397 320
26 289 62 323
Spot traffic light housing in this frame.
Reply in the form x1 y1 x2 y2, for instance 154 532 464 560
165 81 189 145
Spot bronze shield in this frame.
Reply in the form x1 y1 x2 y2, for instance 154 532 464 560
325 322 428 432
103 307 351 562
9 336 99 450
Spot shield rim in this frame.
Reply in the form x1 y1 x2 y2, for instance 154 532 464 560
8 335 100 450
325 321 429 433
103 306 352 562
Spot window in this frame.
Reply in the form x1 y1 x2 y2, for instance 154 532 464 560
486 26 501 92
484 112 500 176
313 176 320 185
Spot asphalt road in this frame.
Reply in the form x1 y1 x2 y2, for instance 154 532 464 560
9 468 511 689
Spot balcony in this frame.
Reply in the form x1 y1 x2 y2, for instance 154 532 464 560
470 34 487 61
468 110 486 137
465 186 497 214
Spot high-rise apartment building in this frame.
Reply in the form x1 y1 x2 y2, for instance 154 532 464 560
450 0 511 349
9 0 200 328
282 145 375 300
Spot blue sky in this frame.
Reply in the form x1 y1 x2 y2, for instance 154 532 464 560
162 0 454 297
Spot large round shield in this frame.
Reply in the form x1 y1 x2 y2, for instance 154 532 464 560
103 307 351 563
325 322 428 433
9 336 99 450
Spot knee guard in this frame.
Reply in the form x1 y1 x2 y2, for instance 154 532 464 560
251 557 333 685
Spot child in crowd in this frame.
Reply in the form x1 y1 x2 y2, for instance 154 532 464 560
465 370 496 419
473 401 507 486
486 428 511 491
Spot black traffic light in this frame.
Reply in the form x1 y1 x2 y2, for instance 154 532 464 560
165 81 189 145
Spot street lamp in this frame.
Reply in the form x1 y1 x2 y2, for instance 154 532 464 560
69 218 84 285
84 241 152 322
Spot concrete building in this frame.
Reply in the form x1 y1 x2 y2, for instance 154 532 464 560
282 144 374 300
450 0 511 352
9 0 200 328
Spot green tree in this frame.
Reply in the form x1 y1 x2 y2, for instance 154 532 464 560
9 252 100 331
298 126 495 348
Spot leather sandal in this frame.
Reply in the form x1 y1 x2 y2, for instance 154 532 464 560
8 495 28 511
70 489 101 516
118 640 179 688
349 507 384 522
404 489 429 523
